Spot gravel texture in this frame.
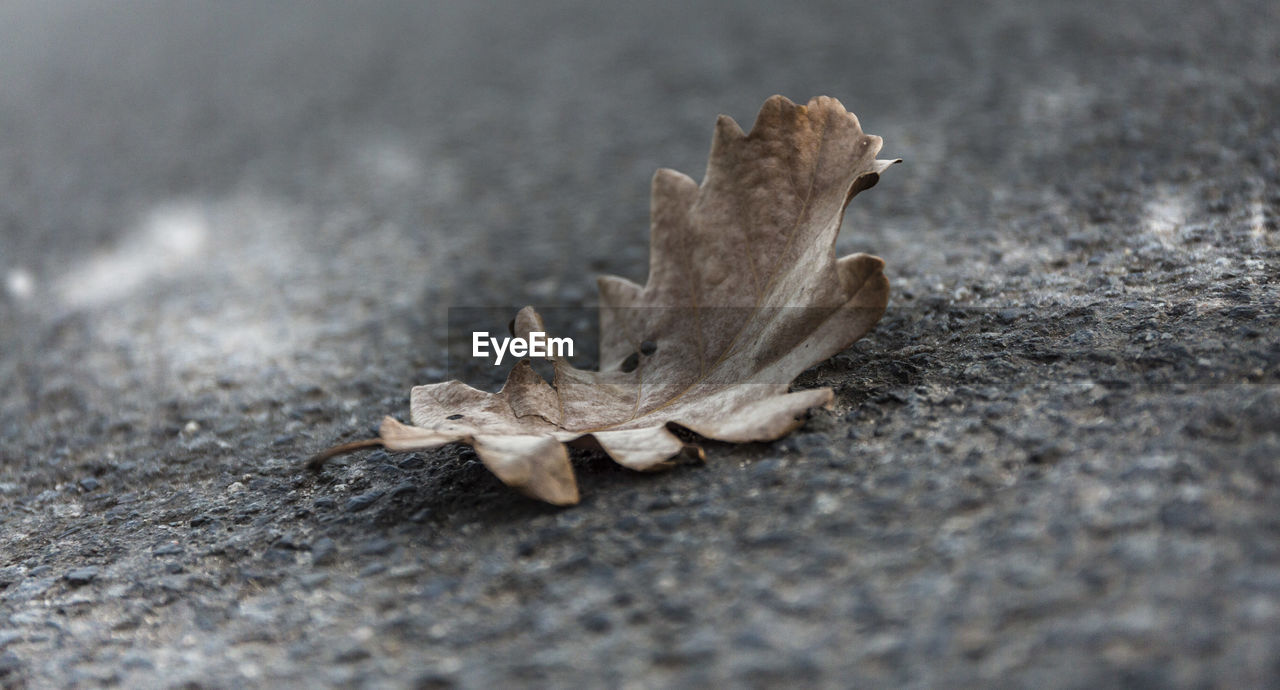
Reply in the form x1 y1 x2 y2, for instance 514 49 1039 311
2 0 1278 687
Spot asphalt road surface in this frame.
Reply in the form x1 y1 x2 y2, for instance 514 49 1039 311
2 1 1278 687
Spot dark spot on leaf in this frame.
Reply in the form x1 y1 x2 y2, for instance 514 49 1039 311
620 352 640 373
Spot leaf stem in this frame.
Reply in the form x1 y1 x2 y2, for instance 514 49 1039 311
305 438 384 471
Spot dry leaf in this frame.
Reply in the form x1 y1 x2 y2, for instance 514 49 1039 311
315 95 897 505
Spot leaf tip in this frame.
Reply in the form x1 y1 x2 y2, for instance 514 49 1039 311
714 113 746 142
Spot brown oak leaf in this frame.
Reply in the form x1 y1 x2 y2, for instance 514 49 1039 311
315 95 897 505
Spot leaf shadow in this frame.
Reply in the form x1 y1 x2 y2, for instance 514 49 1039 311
313 442 708 537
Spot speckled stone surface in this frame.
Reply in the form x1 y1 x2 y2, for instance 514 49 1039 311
1 1 1278 686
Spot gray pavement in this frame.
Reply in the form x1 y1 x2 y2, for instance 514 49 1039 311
1 0 1278 686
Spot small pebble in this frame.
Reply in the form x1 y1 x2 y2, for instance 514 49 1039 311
334 646 371 663
312 537 337 566
397 455 425 470
64 566 100 586
359 539 394 557
359 563 387 578
345 491 384 512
